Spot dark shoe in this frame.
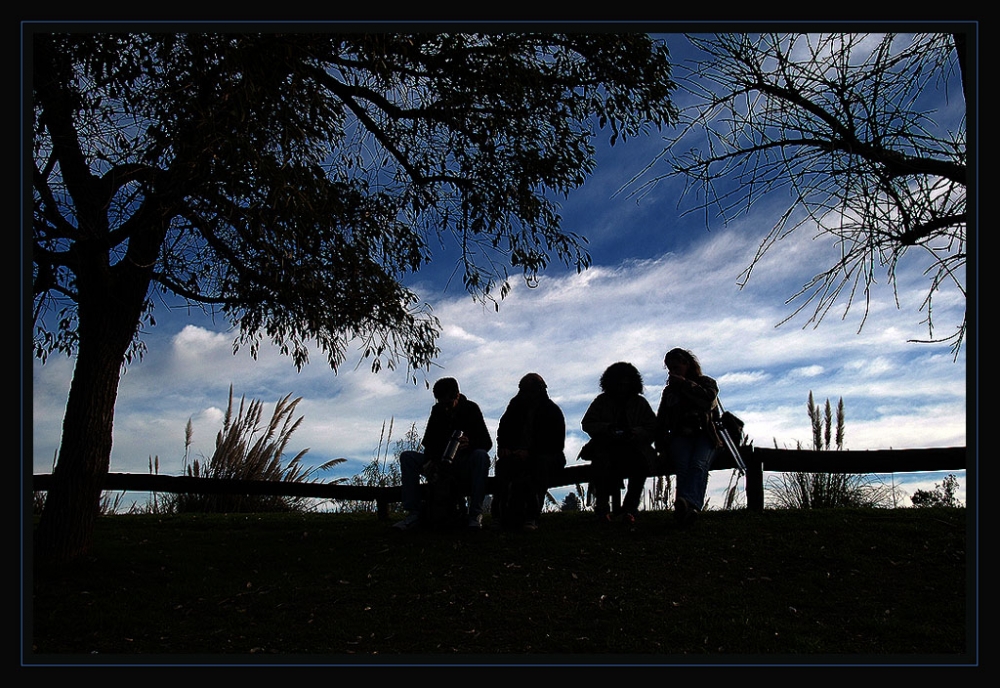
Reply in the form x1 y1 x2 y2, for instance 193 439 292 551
596 512 613 525
675 498 699 528
522 520 538 532
467 514 483 529
622 512 636 527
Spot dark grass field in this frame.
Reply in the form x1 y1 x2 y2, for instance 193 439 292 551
27 507 973 665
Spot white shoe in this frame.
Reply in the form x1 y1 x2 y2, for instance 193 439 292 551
392 513 421 530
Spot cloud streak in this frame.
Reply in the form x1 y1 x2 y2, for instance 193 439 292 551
32 215 967 506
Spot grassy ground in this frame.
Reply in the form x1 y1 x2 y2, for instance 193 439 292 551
27 507 971 665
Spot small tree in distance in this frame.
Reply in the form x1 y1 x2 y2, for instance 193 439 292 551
910 474 962 508
560 491 581 512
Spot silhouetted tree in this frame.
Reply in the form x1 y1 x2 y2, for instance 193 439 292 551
560 492 581 512
628 31 968 355
911 474 961 508
30 31 678 561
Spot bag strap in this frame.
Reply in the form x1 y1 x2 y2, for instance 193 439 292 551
714 396 727 419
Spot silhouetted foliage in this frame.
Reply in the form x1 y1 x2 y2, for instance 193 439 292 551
627 32 968 355
31 31 679 561
560 491 581 512
172 386 343 513
766 392 895 509
340 419 418 514
911 474 961 508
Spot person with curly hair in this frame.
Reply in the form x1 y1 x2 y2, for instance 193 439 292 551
579 362 657 525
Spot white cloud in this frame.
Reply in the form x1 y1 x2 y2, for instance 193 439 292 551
34 216 966 489
173 323 231 354
31 164 969 527
27 32 970 516
788 365 825 378
718 370 770 386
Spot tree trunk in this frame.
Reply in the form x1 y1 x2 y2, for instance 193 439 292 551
34 240 158 563
34 340 125 563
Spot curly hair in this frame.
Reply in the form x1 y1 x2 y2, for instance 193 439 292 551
599 361 644 396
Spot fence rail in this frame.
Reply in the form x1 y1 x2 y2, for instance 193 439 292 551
32 445 967 517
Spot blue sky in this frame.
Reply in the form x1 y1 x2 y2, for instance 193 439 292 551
28 32 971 509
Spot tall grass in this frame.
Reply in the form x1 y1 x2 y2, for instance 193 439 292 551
336 418 414 514
765 392 895 509
173 385 343 513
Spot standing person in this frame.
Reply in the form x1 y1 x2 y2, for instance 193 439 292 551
393 377 493 530
579 362 657 525
655 348 721 527
494 373 567 531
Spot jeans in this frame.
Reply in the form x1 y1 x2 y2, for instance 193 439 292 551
400 449 490 516
670 433 716 510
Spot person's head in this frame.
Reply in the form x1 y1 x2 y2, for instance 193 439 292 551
599 361 643 396
664 348 703 378
432 377 461 407
517 372 548 399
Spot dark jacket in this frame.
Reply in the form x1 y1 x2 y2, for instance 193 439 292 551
579 392 658 468
497 393 566 460
655 374 721 451
421 394 493 461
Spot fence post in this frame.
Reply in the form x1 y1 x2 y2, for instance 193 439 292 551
745 448 764 511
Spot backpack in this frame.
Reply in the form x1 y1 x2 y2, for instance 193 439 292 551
713 400 748 474
719 409 745 446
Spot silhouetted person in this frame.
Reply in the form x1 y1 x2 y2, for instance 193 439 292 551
494 373 567 531
394 377 492 530
655 348 721 526
580 362 657 525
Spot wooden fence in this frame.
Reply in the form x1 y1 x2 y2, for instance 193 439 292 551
32 445 967 519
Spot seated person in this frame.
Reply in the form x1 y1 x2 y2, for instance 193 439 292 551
580 362 657 525
494 373 567 531
394 377 492 530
